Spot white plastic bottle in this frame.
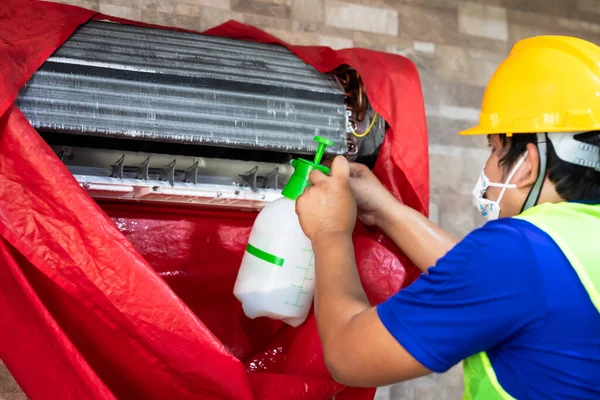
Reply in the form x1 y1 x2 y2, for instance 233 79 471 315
233 136 334 327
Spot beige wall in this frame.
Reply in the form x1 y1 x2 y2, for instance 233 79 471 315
2 1 600 399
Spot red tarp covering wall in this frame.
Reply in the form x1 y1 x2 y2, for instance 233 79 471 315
0 0 429 399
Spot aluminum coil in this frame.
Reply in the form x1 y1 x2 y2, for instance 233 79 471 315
16 21 347 155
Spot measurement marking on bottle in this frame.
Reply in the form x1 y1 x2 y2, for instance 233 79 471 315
284 249 314 308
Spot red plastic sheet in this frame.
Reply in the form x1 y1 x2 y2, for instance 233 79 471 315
0 1 429 399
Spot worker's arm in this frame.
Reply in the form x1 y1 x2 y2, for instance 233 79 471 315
375 197 459 273
310 231 431 386
296 157 431 386
346 163 458 272
297 160 542 387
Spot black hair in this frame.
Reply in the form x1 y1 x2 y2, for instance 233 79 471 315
497 131 600 202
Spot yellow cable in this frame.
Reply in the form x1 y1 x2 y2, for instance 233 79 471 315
351 113 378 138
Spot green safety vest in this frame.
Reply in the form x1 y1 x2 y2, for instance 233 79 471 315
462 202 600 400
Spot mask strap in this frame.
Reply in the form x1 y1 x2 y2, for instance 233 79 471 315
487 182 517 188
496 150 528 203
522 133 548 212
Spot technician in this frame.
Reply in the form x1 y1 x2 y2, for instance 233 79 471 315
296 36 600 399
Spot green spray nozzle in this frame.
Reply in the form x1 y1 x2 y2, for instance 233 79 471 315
281 136 335 201
313 135 335 165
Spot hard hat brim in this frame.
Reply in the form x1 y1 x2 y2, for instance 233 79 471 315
458 126 505 136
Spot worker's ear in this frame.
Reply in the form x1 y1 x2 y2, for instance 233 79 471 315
515 143 540 189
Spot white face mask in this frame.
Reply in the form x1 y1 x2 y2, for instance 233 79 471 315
472 152 528 221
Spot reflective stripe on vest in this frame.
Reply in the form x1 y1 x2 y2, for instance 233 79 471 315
462 202 600 400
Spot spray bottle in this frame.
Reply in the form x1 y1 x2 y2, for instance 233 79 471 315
233 136 334 327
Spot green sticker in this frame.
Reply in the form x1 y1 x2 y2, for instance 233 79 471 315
246 243 284 267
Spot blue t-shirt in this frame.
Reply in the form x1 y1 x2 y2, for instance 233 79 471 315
377 218 600 399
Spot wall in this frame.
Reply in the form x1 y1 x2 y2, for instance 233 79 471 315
2 0 600 399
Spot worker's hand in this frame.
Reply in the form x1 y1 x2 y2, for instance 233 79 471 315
347 162 395 227
296 156 357 242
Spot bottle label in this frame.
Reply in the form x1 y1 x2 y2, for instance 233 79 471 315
245 243 285 267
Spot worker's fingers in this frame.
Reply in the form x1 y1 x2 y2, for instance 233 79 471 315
295 191 303 215
321 158 333 168
330 156 350 181
296 186 312 204
309 169 328 185
348 162 368 178
296 185 310 211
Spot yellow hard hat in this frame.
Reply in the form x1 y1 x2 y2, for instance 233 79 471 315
460 36 600 136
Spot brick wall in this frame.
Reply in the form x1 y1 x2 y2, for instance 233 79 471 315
2 1 600 399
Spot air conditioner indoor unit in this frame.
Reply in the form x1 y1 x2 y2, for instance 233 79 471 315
16 20 386 211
